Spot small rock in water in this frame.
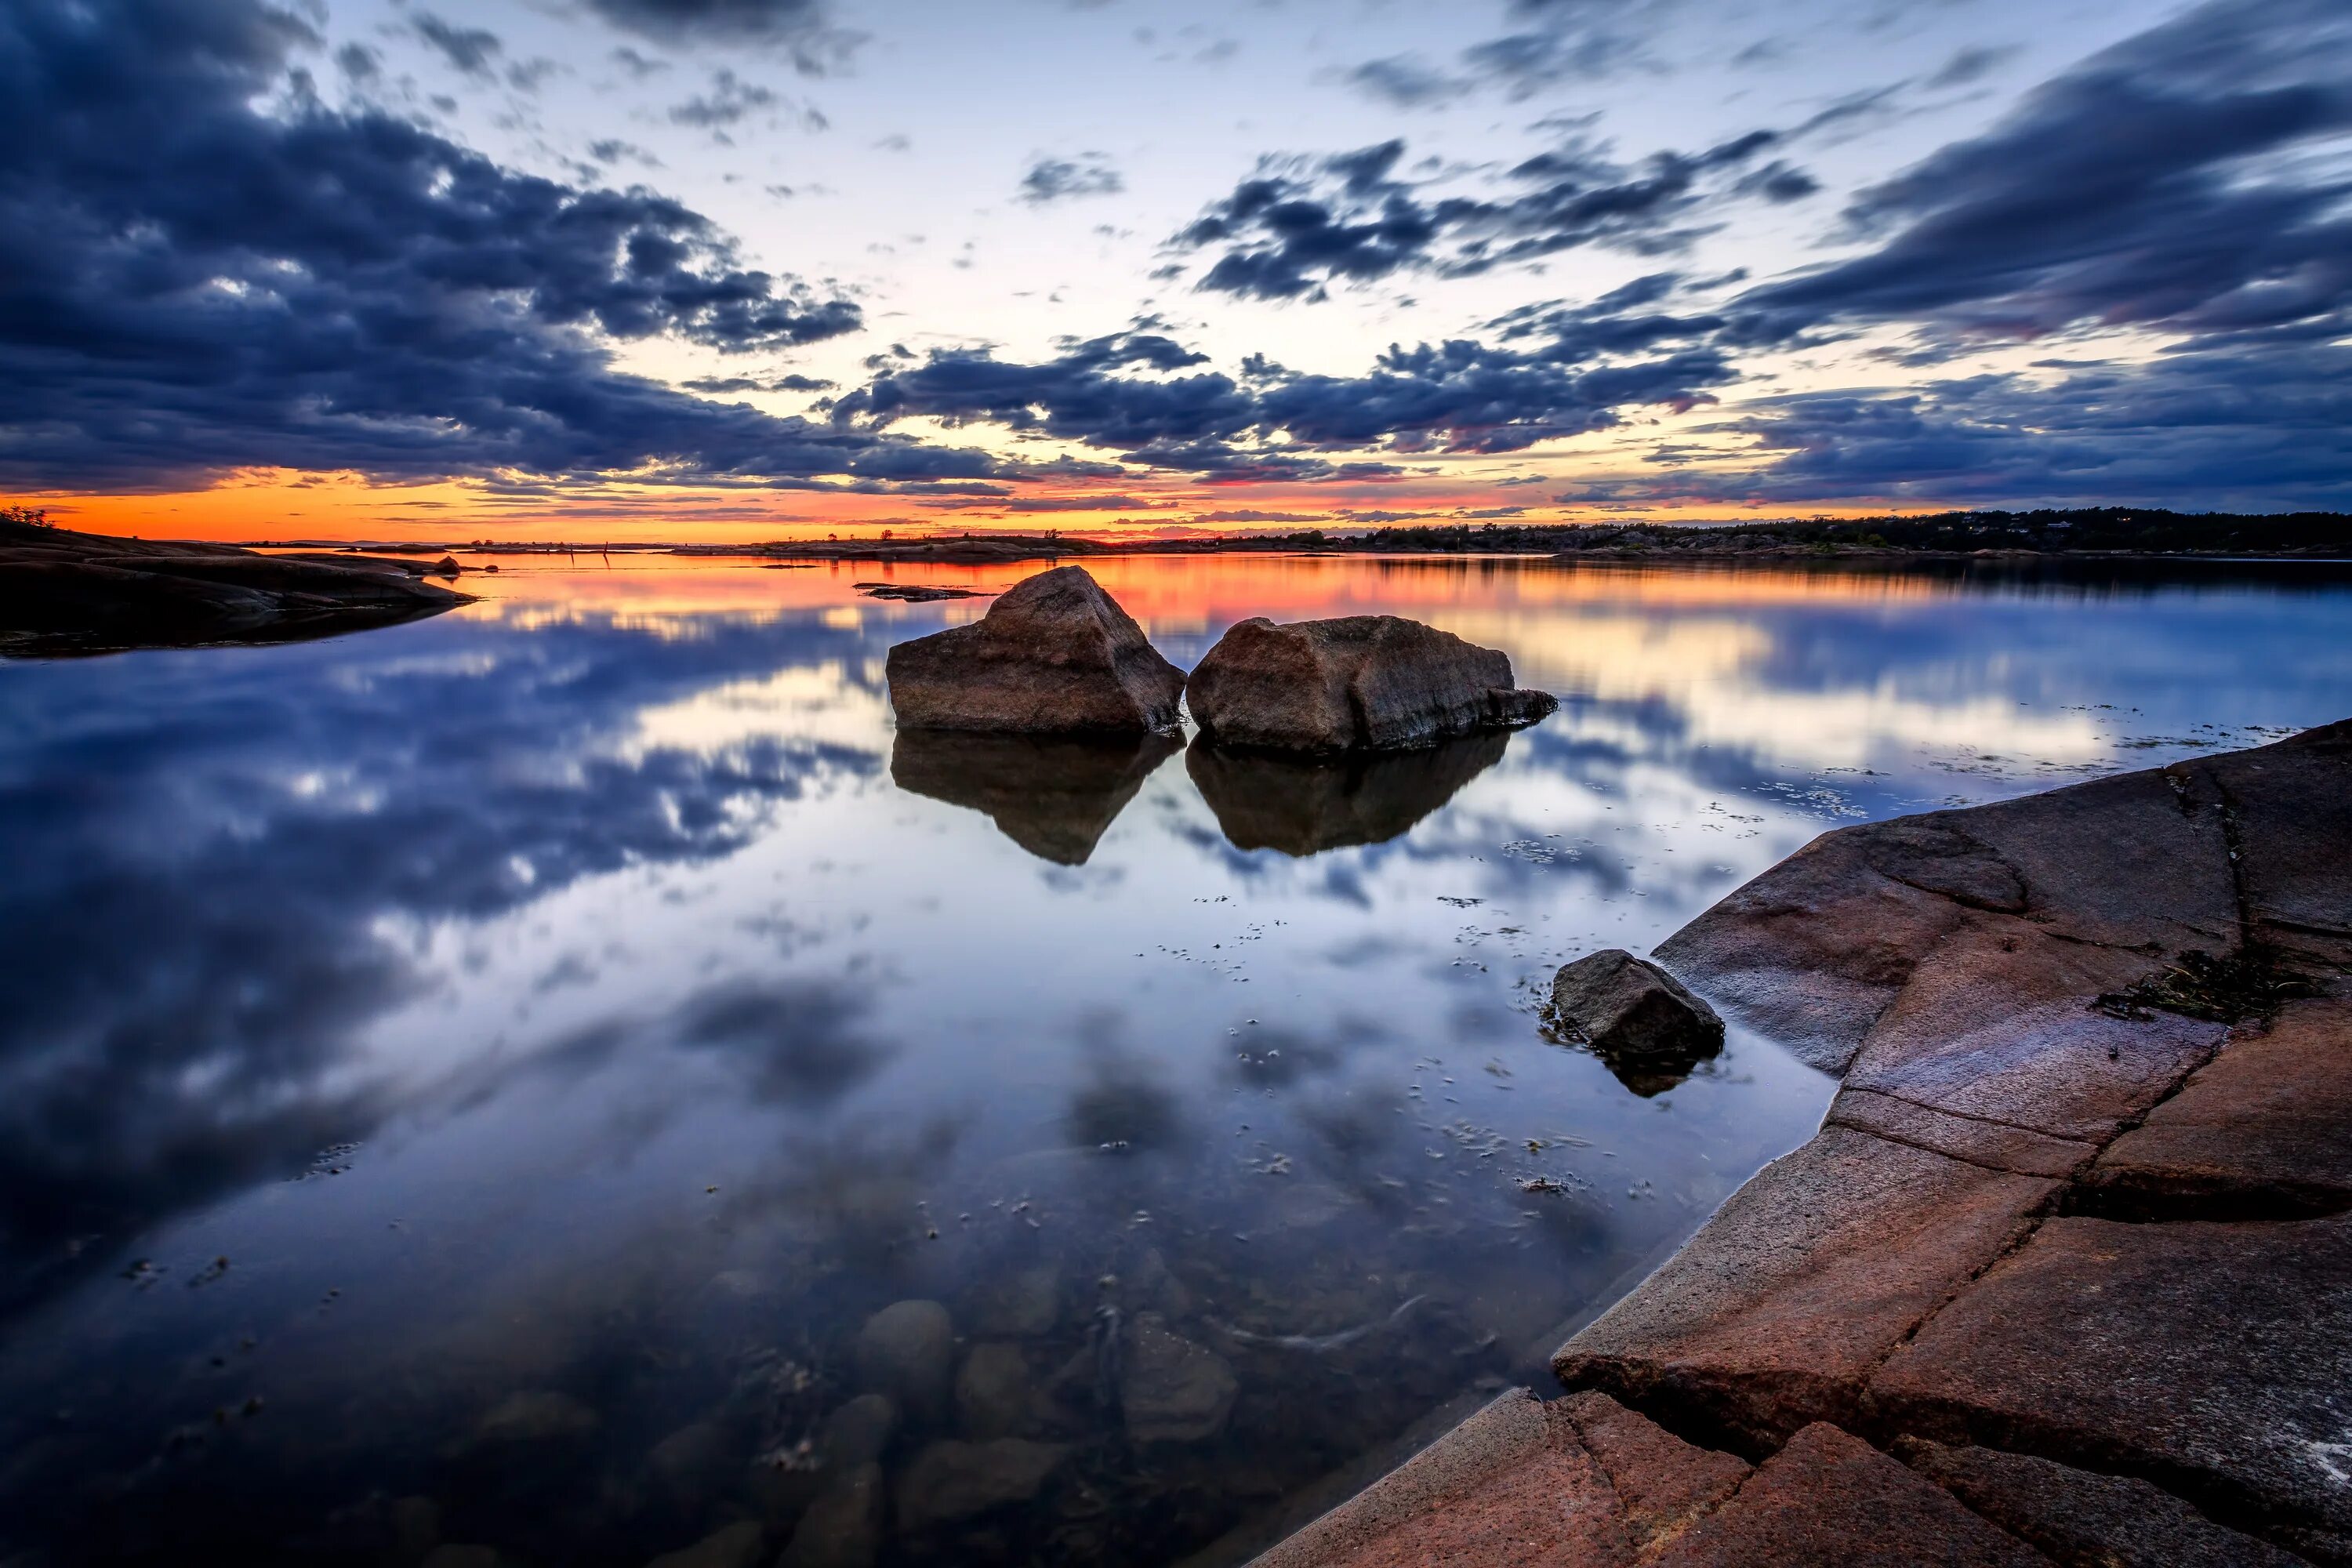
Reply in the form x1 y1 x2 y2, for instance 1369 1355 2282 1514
855 583 985 602
895 1438 1071 1530
1547 948 1724 1092
1120 1314 1238 1443
853 1300 956 1416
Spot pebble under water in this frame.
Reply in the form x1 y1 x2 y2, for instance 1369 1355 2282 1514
2 552 2347 1567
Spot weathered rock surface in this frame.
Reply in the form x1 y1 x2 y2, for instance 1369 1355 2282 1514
895 1438 1069 1531
890 728 1179 864
1555 1126 2057 1447
1870 1213 2352 1542
853 1300 955 1416
1897 1439 2306 1567
1122 1313 1239 1443
2082 997 2352 1218
1653 763 2242 1074
1647 1421 2047 1567
1824 1087 2095 1179
1186 729 1508 855
1250 1387 1777 1568
1556 1389 1751 1556
1258 722 2352 1568
884 566 1183 734
2193 719 2352 970
0 519 471 653
1185 615 1555 754
1548 950 1725 1095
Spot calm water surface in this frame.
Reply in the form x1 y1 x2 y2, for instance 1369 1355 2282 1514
2 554 2347 1566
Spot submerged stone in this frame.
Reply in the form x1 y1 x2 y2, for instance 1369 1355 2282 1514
854 1301 955 1416
1184 615 1555 754
1121 1313 1238 1443
884 566 1184 735
895 1438 1070 1530
779 1462 882 1568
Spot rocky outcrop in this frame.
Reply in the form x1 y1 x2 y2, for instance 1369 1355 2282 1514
1186 730 1509 855
884 566 1182 734
0 519 471 653
1185 615 1555 754
1548 950 1725 1095
1257 719 2352 1568
890 728 1180 864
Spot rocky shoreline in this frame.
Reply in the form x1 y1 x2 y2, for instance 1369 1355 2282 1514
1254 719 2352 1566
0 520 472 654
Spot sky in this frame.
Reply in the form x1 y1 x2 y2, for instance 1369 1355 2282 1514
3 0 2350 542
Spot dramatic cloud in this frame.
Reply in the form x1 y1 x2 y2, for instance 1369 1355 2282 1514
1344 0 1679 106
834 305 1734 477
413 12 503 78
0 0 1035 491
1019 152 1125 204
686 373 837 393
1739 0 2352 350
1175 129 1816 301
576 0 861 74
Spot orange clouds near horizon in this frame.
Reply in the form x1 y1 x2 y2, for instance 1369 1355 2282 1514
4 470 1936 546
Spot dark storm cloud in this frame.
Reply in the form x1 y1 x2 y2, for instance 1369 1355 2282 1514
833 307 1733 474
1562 339 2352 510
1737 0 2352 350
1175 127 1814 301
0 0 1036 491
576 0 861 75
1019 152 1125 204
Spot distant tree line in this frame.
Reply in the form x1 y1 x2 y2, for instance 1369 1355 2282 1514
1310 509 2352 557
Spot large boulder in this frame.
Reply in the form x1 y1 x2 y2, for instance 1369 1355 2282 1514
884 566 1183 735
1184 615 1555 753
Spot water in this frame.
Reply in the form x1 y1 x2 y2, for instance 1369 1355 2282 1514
1 553 2345 1566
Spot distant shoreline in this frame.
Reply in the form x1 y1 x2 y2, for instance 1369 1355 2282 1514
235 508 2352 564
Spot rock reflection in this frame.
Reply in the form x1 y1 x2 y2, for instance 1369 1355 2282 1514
1187 730 1510 856
889 728 1181 864
1544 1020 1726 1098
